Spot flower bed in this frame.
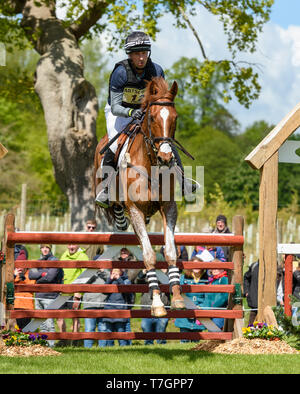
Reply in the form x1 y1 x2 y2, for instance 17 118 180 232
1 325 48 347
242 321 284 341
0 325 60 357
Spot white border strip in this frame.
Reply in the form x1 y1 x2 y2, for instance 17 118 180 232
277 243 300 254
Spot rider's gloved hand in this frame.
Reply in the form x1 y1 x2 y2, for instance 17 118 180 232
129 108 143 120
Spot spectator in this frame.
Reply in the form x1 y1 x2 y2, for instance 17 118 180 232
58 244 89 334
82 268 110 348
191 245 226 262
118 247 138 281
292 261 300 320
175 258 208 342
212 215 231 234
160 245 189 262
117 247 137 345
29 244 63 346
277 265 284 306
82 219 104 260
211 215 231 261
293 261 300 301
14 243 29 261
243 260 259 325
102 268 134 347
202 262 229 330
136 268 170 345
14 248 35 330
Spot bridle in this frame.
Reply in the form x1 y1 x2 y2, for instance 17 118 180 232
139 100 194 163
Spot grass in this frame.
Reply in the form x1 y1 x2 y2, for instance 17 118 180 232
1 342 299 374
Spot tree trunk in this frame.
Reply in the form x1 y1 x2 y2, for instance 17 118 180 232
18 1 102 230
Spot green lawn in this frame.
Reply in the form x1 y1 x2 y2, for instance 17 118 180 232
1 343 299 374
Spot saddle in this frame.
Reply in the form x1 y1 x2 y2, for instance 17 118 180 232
114 122 141 169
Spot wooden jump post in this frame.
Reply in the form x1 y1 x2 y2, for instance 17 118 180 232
1 213 244 341
245 101 300 321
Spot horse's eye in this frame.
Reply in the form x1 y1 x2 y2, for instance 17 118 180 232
150 115 154 122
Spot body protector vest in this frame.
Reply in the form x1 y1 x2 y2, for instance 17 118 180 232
108 58 160 109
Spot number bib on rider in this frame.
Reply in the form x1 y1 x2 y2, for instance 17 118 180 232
122 87 145 106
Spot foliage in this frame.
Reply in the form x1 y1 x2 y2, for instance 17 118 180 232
242 321 284 341
0 39 109 211
165 57 240 136
179 125 241 197
273 306 300 350
1 325 48 347
0 0 274 108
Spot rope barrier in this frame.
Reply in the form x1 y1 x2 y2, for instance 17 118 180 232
11 295 257 311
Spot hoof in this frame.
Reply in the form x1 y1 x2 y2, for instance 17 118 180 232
171 298 186 310
151 305 167 318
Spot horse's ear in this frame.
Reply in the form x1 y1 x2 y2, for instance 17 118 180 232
149 79 158 95
170 81 178 98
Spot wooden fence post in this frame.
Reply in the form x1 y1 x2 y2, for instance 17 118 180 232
257 152 278 321
20 183 27 231
2 213 16 329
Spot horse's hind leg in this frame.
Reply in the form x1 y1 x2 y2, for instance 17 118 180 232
160 201 185 309
127 204 167 317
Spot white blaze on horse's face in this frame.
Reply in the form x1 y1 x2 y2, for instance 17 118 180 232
160 107 169 137
159 107 172 155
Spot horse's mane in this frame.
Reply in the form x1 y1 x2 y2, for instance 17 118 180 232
141 77 174 109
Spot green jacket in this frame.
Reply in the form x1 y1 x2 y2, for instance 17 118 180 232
60 248 89 284
202 274 228 309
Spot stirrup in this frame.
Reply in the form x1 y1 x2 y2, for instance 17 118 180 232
95 188 111 209
183 177 200 195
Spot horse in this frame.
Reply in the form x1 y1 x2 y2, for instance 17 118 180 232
94 77 185 317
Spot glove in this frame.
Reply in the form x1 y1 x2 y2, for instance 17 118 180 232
129 108 143 120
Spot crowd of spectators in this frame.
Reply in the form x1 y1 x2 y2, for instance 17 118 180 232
8 213 299 347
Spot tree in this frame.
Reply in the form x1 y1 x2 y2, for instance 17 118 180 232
0 0 274 229
166 57 240 136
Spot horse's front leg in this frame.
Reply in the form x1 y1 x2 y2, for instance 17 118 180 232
160 201 185 309
127 203 167 317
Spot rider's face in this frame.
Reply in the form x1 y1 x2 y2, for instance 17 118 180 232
129 51 149 70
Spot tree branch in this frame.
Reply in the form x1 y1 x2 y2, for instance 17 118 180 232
69 0 109 40
177 4 208 60
1 0 26 15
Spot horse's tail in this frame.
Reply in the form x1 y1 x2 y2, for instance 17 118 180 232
95 204 129 232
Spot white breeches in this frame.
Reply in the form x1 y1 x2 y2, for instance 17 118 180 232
105 103 133 153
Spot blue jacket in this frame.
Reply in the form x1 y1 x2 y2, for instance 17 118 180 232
174 273 207 331
103 272 134 323
191 246 226 262
29 253 63 299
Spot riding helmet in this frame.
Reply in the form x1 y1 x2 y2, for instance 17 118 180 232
124 31 151 54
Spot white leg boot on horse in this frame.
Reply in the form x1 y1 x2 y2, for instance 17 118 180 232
168 265 185 310
160 202 186 310
146 269 167 317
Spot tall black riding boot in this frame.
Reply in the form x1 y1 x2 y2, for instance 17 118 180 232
95 148 116 209
172 147 200 196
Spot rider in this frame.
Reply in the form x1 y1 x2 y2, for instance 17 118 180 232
95 31 197 208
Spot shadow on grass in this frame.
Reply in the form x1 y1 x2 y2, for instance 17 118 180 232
55 342 216 362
